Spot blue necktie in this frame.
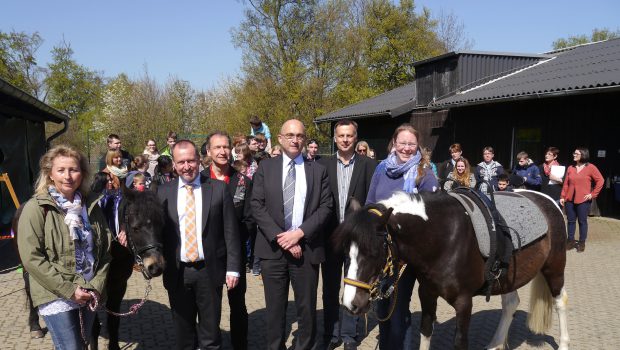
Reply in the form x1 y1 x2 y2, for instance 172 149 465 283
283 159 296 230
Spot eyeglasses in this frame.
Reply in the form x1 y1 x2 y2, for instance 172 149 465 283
573 152 581 156
147 144 156 147
395 141 417 149
281 133 306 141
357 148 367 153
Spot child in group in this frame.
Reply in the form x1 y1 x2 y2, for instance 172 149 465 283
496 173 514 192
131 154 153 189
131 173 147 192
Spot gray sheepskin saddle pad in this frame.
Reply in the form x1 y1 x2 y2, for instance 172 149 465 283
448 191 548 258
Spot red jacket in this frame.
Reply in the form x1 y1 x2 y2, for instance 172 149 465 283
561 164 604 204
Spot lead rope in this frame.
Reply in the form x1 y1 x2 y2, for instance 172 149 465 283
78 277 153 347
374 263 408 322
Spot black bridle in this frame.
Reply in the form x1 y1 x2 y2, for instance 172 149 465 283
343 207 407 308
124 211 163 280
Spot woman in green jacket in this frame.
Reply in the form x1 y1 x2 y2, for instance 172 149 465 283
17 144 111 349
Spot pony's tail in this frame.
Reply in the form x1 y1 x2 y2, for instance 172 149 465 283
527 272 554 334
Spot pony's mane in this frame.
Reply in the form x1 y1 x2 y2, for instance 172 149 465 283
332 203 388 258
378 191 428 221
124 190 165 226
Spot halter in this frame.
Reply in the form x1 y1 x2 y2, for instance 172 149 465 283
343 208 407 304
124 211 163 280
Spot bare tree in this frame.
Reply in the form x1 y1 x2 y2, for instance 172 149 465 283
435 9 474 52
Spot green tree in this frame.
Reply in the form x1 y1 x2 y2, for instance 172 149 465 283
363 0 444 91
45 41 104 120
0 30 47 98
553 28 620 50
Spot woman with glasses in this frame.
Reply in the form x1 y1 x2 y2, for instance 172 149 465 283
143 139 160 176
355 140 370 156
365 123 438 350
560 147 604 252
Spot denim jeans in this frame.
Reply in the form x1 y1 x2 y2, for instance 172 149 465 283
377 266 415 350
565 200 592 242
42 307 96 350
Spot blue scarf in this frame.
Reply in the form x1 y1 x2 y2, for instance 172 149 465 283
385 150 422 193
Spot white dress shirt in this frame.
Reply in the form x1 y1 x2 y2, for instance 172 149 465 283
282 153 307 230
177 176 204 262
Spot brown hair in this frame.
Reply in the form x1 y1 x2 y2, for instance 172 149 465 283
235 143 252 162
545 147 559 157
34 144 90 196
333 119 358 136
132 154 148 170
449 143 462 153
254 132 267 143
232 133 247 147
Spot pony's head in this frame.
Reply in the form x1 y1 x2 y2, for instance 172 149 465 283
122 189 166 278
332 198 396 314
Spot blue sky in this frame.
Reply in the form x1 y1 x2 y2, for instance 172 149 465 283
2 0 618 91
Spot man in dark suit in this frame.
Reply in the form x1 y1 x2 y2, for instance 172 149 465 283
251 119 333 350
157 140 241 350
201 131 255 350
318 119 377 350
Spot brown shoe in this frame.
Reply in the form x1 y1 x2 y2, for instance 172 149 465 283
30 330 44 339
566 240 577 250
577 241 586 252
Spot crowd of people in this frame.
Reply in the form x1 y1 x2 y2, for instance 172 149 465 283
16 115 605 350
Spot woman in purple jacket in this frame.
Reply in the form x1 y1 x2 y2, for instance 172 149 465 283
366 123 438 350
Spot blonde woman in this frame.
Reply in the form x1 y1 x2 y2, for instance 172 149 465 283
17 145 111 349
443 157 476 191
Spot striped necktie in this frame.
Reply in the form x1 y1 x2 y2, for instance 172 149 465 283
283 159 296 230
184 184 199 262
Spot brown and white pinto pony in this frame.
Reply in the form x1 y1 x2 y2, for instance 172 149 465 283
333 190 569 350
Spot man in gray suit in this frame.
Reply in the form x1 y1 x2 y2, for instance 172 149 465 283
251 119 333 350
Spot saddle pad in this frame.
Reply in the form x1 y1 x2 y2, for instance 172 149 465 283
448 192 548 257
494 192 548 249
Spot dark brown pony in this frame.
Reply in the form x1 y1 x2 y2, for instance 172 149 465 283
333 190 569 350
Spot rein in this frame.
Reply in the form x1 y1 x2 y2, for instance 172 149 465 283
342 207 408 322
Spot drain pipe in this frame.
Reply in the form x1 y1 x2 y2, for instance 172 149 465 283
45 119 69 150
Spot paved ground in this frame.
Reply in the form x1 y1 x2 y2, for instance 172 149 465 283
1 217 619 349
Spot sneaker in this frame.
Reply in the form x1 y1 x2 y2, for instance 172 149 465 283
566 240 577 251
577 241 586 252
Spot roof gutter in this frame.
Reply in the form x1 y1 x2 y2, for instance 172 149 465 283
45 119 69 149
429 84 620 111
314 111 391 124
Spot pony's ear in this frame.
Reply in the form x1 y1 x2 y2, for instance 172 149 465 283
347 197 362 212
382 207 394 225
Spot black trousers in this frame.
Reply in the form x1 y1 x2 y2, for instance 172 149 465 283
167 262 223 350
321 249 359 344
261 255 319 350
227 272 248 350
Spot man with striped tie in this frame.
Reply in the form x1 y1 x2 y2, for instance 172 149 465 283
158 140 241 350
252 119 333 350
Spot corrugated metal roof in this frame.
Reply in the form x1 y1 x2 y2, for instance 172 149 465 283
412 50 550 67
430 38 620 109
315 82 416 123
0 77 69 123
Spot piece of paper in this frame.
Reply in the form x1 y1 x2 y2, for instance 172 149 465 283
549 165 565 185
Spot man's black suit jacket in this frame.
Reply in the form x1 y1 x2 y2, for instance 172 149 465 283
318 154 377 232
251 156 333 264
157 174 241 290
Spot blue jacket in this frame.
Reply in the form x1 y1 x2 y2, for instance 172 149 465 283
512 162 542 190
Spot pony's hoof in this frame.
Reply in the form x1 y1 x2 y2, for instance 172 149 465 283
30 330 44 339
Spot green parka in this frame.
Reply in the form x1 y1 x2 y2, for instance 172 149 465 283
16 192 112 308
